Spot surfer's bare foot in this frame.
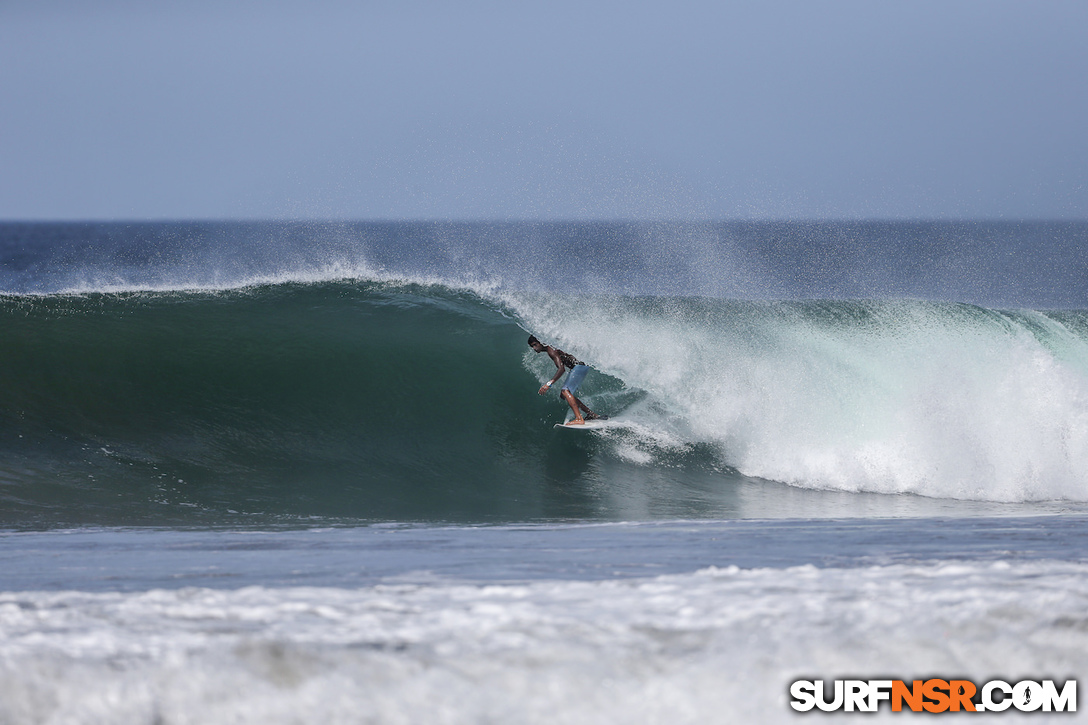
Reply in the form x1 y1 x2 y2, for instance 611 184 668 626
567 418 586 425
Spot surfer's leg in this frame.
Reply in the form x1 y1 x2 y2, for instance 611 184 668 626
560 365 591 423
560 364 591 424
560 389 586 424
574 396 599 419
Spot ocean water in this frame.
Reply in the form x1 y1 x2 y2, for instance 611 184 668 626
1 221 1087 722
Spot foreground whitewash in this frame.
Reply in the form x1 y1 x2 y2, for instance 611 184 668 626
2 560 1086 724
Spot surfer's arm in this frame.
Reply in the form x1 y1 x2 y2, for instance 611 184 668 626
538 349 566 394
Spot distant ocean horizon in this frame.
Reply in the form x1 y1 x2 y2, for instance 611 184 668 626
2 220 1086 722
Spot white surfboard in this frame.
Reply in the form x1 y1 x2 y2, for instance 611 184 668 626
553 419 610 431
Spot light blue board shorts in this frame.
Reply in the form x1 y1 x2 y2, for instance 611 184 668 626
561 364 589 394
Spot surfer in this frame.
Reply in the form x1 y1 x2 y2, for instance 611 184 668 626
528 335 601 425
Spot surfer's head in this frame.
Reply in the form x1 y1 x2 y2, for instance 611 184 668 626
527 335 545 352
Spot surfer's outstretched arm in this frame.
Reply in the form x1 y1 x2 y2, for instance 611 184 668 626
538 357 564 395
531 340 566 395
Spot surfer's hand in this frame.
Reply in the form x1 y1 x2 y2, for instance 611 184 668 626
538 384 550 395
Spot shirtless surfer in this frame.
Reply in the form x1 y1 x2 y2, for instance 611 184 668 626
528 335 601 425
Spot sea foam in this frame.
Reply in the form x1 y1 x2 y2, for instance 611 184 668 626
2 560 1085 724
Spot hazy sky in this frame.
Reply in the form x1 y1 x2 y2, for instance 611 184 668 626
2 0 1086 220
